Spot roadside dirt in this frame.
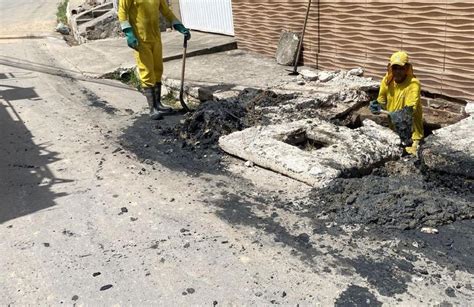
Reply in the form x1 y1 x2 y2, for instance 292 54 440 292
119 86 474 279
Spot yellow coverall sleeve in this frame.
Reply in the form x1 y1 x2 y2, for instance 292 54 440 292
377 76 388 105
160 0 178 23
404 80 424 141
118 0 132 23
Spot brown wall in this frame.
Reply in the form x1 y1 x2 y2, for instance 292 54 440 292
232 0 474 101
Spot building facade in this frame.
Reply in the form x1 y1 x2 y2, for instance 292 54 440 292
231 0 474 101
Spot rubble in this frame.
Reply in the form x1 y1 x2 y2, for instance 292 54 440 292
301 160 474 229
421 116 473 178
219 118 401 187
300 69 319 81
318 71 335 83
56 23 70 35
68 0 121 44
348 67 364 77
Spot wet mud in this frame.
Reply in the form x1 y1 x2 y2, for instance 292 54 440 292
119 89 298 174
304 168 473 231
335 285 382 307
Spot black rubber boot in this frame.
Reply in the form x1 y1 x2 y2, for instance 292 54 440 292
154 82 173 113
143 87 163 120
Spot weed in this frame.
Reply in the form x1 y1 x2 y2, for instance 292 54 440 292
56 0 69 24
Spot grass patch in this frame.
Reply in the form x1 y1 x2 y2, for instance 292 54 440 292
101 68 141 90
56 0 69 24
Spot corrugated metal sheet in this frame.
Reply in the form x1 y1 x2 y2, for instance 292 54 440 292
179 0 234 35
232 0 474 101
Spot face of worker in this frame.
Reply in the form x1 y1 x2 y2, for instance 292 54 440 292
392 64 408 83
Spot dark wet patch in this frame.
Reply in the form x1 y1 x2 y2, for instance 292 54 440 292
118 89 297 175
390 220 474 273
335 285 382 307
213 193 322 262
119 113 224 175
304 170 473 231
342 256 414 297
80 88 118 115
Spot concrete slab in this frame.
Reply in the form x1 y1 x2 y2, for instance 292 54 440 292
275 31 300 66
47 31 236 77
421 116 474 178
219 118 401 187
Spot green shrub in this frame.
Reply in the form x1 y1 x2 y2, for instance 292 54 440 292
56 0 69 24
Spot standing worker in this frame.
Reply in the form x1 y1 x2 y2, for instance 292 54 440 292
118 0 191 120
369 51 424 155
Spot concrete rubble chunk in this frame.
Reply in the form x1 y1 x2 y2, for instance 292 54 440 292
68 1 120 44
318 71 335 83
56 23 70 35
421 116 474 178
300 69 319 81
464 101 474 115
219 118 401 187
275 31 300 66
348 67 364 76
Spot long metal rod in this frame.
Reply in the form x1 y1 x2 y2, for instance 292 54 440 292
290 0 312 75
179 37 190 112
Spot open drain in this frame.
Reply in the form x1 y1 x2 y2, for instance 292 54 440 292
281 129 329 151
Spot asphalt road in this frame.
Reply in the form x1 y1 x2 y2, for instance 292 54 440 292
0 1 472 305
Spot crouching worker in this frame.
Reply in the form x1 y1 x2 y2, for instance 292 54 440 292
118 0 191 120
369 51 424 155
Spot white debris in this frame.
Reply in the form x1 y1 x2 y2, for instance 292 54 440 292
348 67 364 76
464 101 474 115
56 23 70 35
318 71 335 83
300 69 319 81
244 160 254 167
421 227 439 234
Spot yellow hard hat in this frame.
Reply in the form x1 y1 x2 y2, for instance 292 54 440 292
390 51 409 66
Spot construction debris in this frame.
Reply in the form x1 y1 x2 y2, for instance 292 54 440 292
421 116 473 178
219 118 401 187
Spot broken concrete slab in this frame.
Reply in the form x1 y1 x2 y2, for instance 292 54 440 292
300 69 319 81
275 31 300 66
76 10 121 43
69 1 120 44
421 116 474 178
219 118 401 187
348 67 364 77
318 71 335 83
464 101 474 115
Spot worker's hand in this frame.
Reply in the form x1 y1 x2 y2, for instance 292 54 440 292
123 27 138 50
173 22 191 40
369 100 381 114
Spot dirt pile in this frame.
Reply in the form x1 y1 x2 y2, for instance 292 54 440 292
302 160 474 230
167 89 297 149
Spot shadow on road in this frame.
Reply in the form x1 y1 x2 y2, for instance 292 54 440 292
0 82 71 224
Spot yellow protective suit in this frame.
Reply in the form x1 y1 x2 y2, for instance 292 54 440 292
118 0 178 88
377 71 424 142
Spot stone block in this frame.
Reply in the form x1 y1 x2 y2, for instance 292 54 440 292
219 118 401 187
465 101 474 115
421 116 474 178
300 69 319 81
77 10 121 43
275 31 300 66
348 67 364 76
318 71 335 83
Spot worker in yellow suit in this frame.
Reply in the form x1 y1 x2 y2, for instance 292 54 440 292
370 51 424 155
118 0 191 120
